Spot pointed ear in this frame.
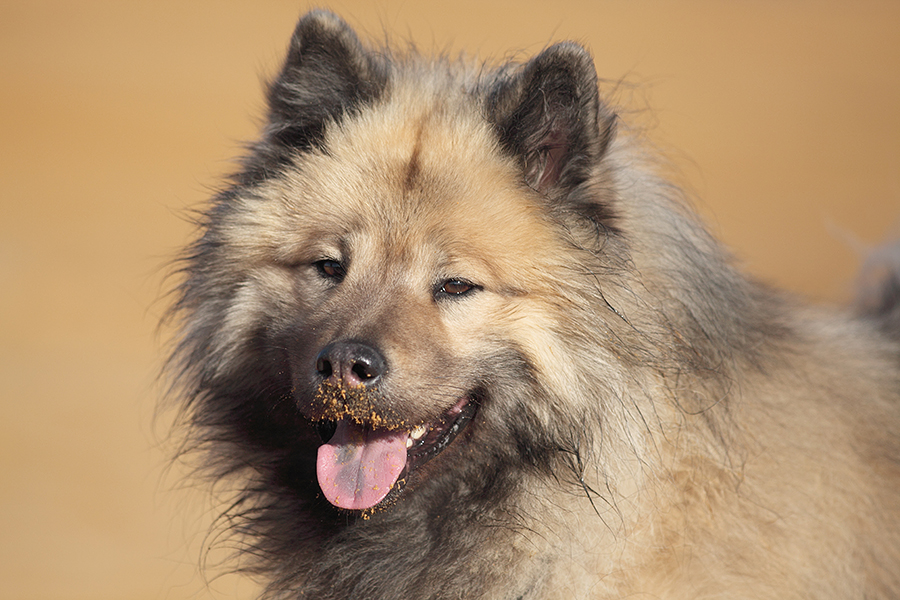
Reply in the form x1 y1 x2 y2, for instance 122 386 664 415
486 43 615 197
265 11 388 152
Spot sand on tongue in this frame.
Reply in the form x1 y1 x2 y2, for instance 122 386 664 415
316 418 408 510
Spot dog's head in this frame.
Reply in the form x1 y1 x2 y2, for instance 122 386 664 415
173 10 640 518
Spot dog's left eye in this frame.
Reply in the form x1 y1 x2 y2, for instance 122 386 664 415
315 259 346 282
438 279 478 297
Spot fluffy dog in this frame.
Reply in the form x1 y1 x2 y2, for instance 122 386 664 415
167 11 900 599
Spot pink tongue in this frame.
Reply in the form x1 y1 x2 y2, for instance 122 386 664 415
316 419 408 510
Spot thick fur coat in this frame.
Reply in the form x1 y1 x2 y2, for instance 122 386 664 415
168 11 900 599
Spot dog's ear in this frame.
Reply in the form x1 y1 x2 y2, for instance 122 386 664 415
264 11 388 152
486 43 615 197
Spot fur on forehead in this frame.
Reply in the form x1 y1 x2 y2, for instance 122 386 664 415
255 77 570 286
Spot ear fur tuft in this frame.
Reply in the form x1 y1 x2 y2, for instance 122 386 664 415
486 43 616 196
264 10 388 152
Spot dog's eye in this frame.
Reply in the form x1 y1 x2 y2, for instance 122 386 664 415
438 279 478 297
315 259 346 281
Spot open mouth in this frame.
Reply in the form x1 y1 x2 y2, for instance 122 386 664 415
314 396 477 511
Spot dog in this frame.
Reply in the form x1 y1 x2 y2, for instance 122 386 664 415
167 10 900 599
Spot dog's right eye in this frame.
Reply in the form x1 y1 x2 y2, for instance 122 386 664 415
315 259 346 282
436 278 480 299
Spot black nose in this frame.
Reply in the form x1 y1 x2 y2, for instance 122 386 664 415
315 341 387 387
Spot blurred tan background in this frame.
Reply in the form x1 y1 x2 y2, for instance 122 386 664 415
1 1 898 599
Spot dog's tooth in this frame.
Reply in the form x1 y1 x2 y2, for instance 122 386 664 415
411 425 427 440
406 437 414 449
